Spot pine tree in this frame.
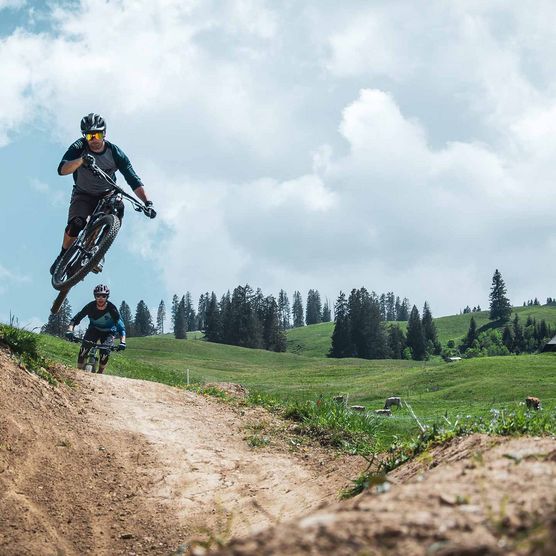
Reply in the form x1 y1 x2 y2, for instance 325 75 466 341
277 289 291 330
204 292 221 342
228 284 262 348
262 295 286 352
406 305 426 360
119 301 134 337
42 299 72 337
134 300 155 336
184 292 196 331
388 324 405 359
502 325 514 352
395 296 401 320
171 294 179 331
386 292 396 321
366 291 388 358
322 298 332 322
174 296 187 340
196 292 210 331
462 316 477 352
347 288 387 359
398 298 410 321
305 289 322 325
219 291 233 344
379 293 387 321
292 291 304 328
512 313 524 354
422 302 440 355
489 269 512 322
328 292 353 358
156 300 166 334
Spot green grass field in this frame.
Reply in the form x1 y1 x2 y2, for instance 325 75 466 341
1 319 552 456
39 331 556 422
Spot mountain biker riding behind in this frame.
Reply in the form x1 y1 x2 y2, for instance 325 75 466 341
50 112 156 274
66 284 126 374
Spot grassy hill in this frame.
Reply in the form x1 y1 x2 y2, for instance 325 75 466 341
286 305 556 358
38 331 556 423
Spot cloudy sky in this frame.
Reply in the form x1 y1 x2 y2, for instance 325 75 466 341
2 0 556 329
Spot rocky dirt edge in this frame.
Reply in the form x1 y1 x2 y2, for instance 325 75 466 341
207 433 556 555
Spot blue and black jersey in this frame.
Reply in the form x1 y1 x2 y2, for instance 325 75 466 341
70 301 126 336
58 139 143 196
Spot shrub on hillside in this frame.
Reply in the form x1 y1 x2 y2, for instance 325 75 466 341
0 324 39 359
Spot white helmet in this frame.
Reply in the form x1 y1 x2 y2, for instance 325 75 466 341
94 284 110 297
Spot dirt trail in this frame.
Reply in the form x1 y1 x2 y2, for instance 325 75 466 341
2 346 556 555
0 348 361 555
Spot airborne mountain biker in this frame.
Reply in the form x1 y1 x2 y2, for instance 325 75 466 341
50 113 156 274
66 284 126 374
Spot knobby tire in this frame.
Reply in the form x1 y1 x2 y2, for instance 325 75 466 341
51 214 120 290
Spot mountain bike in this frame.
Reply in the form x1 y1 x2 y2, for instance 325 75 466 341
67 336 120 373
50 162 155 314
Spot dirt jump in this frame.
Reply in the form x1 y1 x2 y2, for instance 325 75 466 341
1 346 555 555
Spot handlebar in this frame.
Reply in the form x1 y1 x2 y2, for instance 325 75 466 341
66 335 119 352
87 162 154 217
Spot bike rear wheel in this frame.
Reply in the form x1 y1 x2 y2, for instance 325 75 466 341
52 214 120 290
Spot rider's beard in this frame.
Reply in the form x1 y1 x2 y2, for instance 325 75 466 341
88 139 105 153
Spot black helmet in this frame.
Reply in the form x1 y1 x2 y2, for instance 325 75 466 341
93 284 110 297
81 113 106 134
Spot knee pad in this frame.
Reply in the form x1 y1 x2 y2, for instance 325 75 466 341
66 216 87 237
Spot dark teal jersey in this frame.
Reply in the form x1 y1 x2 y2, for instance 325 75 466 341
70 301 126 336
58 139 143 195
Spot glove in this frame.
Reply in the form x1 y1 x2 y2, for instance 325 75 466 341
117 342 126 351
144 201 157 219
65 331 75 342
81 153 95 167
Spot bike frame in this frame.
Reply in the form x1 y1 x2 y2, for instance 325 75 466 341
73 337 118 373
72 168 146 261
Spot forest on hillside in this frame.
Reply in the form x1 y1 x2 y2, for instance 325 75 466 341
42 270 554 360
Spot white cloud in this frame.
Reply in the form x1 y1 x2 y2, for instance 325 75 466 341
3 1 556 317
0 263 31 296
0 0 26 10
326 7 415 80
29 178 65 207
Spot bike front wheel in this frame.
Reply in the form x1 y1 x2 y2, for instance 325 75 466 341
52 214 120 290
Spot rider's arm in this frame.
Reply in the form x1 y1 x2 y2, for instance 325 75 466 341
58 139 86 176
115 317 126 346
111 143 144 191
59 159 85 175
133 185 149 204
70 302 93 329
108 304 126 338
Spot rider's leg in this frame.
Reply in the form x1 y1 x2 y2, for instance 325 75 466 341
78 327 101 369
98 333 115 374
77 342 91 369
51 191 98 274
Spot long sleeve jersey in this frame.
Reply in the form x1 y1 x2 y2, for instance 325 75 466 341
70 301 126 336
57 138 143 196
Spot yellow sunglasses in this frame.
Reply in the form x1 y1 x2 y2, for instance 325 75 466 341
84 131 105 141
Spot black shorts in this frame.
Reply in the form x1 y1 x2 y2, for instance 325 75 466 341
67 188 125 224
